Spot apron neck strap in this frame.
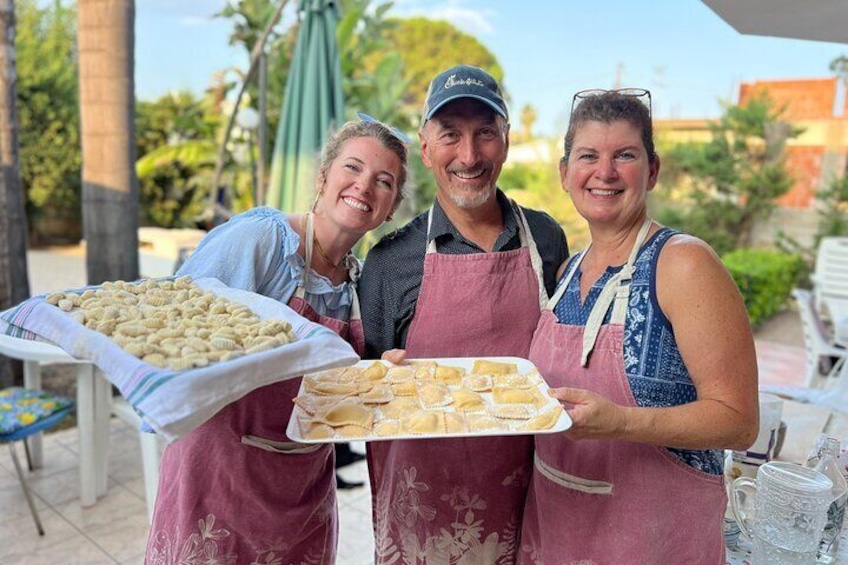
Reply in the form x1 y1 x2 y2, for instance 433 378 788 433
294 212 359 300
425 200 547 309
549 217 653 366
425 206 436 253
510 201 548 310
425 199 530 254
623 218 653 273
301 212 316 291
348 284 362 322
545 248 586 311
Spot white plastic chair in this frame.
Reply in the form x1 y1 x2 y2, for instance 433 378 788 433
792 288 847 388
811 237 848 322
824 351 848 410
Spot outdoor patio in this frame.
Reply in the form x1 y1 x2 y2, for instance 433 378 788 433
0 245 825 564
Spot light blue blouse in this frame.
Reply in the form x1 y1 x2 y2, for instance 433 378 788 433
176 207 356 320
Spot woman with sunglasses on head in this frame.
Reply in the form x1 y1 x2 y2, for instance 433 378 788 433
518 90 758 564
145 116 408 565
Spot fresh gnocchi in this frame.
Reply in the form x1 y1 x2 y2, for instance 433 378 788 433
45 276 297 371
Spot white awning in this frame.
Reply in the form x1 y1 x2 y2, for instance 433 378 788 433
701 0 848 44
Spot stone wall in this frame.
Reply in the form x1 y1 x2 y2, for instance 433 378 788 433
751 207 820 249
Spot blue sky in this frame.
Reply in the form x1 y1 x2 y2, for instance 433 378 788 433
136 0 848 136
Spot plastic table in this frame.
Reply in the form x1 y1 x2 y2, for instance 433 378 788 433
0 333 160 520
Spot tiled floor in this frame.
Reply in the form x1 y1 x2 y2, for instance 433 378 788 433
0 422 375 564
0 418 154 563
755 339 808 387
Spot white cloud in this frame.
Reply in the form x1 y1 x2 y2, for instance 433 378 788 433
393 0 496 36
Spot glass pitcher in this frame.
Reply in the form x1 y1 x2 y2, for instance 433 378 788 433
731 461 833 565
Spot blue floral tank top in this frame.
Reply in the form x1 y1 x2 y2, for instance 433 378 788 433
553 227 723 475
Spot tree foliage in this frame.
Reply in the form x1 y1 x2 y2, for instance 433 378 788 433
499 147 589 250
135 90 256 228
656 95 799 256
17 0 81 242
336 0 441 253
220 0 406 131
139 3 505 244
815 174 848 239
377 17 503 119
339 0 409 125
135 91 225 227
139 0 290 227
829 54 848 80
216 0 294 157
777 172 848 287
137 91 219 157
515 104 538 143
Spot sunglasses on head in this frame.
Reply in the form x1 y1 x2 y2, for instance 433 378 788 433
356 112 412 145
570 88 652 116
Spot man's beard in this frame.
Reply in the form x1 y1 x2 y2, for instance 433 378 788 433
446 182 494 209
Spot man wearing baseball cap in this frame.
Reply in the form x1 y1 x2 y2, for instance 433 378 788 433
359 64 569 564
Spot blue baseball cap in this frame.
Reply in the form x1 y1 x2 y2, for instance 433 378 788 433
422 65 508 123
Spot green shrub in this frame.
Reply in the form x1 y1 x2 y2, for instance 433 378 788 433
722 248 803 327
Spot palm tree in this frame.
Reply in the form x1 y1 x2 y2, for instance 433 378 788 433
519 104 538 143
77 0 138 284
0 0 29 386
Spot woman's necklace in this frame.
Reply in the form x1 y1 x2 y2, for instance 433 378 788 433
313 232 344 269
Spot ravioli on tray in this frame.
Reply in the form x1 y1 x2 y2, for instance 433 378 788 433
287 357 572 443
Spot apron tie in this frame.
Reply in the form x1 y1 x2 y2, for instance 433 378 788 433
580 263 635 366
292 213 364 345
295 213 359 306
547 218 653 367
424 200 547 309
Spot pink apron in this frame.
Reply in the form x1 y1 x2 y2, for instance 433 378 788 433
518 219 727 565
368 202 547 565
146 213 365 565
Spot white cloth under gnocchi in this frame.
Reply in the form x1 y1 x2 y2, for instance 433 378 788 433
1 277 358 442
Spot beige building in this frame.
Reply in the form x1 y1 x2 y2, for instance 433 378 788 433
656 77 848 247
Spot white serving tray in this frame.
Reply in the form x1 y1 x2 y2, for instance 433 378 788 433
287 356 572 443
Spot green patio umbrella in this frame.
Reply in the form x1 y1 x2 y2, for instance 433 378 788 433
266 0 345 213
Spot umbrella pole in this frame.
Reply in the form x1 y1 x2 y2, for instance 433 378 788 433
205 0 289 221
257 52 268 207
